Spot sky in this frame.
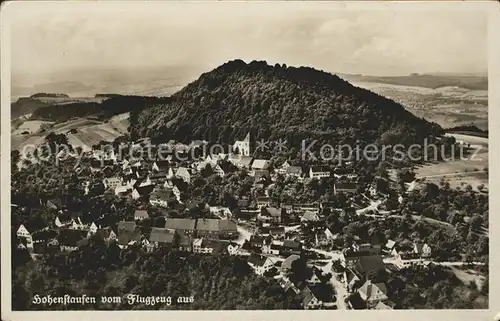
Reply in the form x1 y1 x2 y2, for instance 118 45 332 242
6 1 488 88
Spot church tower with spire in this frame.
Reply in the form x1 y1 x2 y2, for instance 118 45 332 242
233 132 251 156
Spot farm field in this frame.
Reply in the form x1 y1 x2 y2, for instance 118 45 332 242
11 120 54 135
350 81 488 130
11 113 130 152
413 133 488 192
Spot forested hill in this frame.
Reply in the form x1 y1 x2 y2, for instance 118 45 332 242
130 59 444 147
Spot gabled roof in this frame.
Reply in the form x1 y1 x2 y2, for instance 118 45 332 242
302 211 320 221
165 218 196 230
150 188 174 200
196 219 219 231
252 159 270 170
283 239 301 249
310 166 329 173
286 166 303 174
385 240 396 249
354 255 385 275
281 254 301 270
358 281 388 302
118 221 136 232
117 226 142 245
264 207 282 217
374 301 393 310
149 228 176 244
247 254 272 267
134 210 149 219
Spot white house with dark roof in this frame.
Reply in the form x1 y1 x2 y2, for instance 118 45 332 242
309 166 330 179
247 254 276 276
357 280 388 308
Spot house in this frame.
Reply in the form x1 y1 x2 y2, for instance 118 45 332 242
134 210 149 221
383 240 396 254
57 229 88 251
177 230 193 252
46 199 63 211
278 276 300 294
324 228 336 241
334 182 358 195
212 164 226 177
281 239 302 256
414 243 432 258
307 267 324 284
176 167 191 183
117 221 142 249
249 234 270 249
268 226 286 239
152 160 171 172
373 301 394 310
352 243 381 255
227 242 240 255
148 228 177 250
393 252 420 270
149 188 174 208
344 268 363 292
55 213 73 228
309 166 330 179
196 219 238 239
281 254 301 273
115 185 132 197
149 171 169 184
88 222 99 235
172 186 182 202
17 218 49 241
275 161 290 175
301 285 335 309
132 182 155 200
285 166 303 178
165 218 196 234
259 207 283 224
368 184 378 197
357 280 388 308
192 238 228 255
254 170 271 186
247 254 276 276
103 177 122 190
251 159 270 172
294 203 320 214
30 229 58 248
209 206 232 219
70 216 86 230
333 167 358 180
256 197 271 208
228 155 253 169
233 132 251 156
301 210 320 222
262 241 282 255
92 227 117 242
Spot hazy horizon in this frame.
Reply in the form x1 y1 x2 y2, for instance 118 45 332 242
7 2 488 92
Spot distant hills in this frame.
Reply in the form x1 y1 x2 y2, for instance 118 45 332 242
338 73 487 91
129 59 444 148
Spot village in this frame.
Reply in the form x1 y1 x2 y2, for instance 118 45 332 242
13 132 480 310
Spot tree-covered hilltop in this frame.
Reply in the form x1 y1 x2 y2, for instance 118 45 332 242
130 59 444 146
29 93 70 98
